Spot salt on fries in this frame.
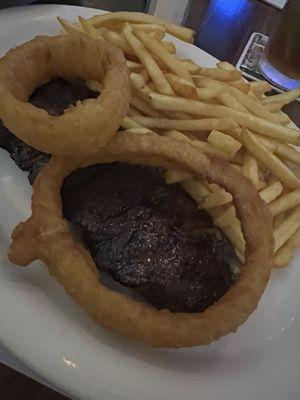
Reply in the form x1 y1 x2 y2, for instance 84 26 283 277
58 14 300 268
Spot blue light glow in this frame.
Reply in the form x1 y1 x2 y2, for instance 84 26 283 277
209 0 251 20
260 58 300 90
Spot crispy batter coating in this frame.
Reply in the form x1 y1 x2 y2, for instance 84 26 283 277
0 35 131 155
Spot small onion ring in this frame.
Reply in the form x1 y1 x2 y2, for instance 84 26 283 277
0 35 131 156
8 133 274 348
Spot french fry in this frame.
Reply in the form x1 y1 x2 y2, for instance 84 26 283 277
77 16 135 54
132 23 166 40
132 71 150 87
275 217 300 270
57 16 84 36
274 205 300 251
195 76 247 110
205 205 226 219
264 102 282 112
180 59 201 74
242 153 259 187
148 93 300 145
256 179 267 190
165 73 197 98
213 206 236 228
274 245 294 268
216 61 236 70
139 68 149 83
192 77 224 99
274 212 286 229
259 181 283 203
203 181 223 193
223 127 243 142
192 75 205 87
131 96 161 117
130 23 166 32
200 79 262 116
135 30 193 82
89 11 195 42
161 41 176 54
227 79 250 94
123 23 174 95
128 107 143 117
248 90 260 102
121 116 144 129
164 130 231 158
222 221 245 255
181 179 210 203
126 60 143 71
165 169 191 184
226 84 279 123
207 130 242 156
85 79 102 93
96 21 125 31
218 92 249 112
242 129 300 189
146 30 165 40
275 111 291 126
97 26 134 54
197 67 241 81
274 140 300 163
131 80 154 106
122 127 157 135
197 87 224 100
269 188 300 216
250 81 272 95
130 72 146 88
216 64 252 96
257 136 300 165
200 191 233 208
142 92 192 121
161 110 192 119
132 116 238 132
78 15 100 38
262 88 300 105
164 130 189 141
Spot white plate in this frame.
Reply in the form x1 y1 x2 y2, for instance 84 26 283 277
0 5 300 400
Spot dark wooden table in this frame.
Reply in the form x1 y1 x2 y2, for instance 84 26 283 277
0 1 299 399
185 0 299 126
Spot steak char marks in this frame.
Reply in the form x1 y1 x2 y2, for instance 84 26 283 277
0 78 238 313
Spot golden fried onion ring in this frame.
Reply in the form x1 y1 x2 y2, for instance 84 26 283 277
0 35 130 156
9 133 274 347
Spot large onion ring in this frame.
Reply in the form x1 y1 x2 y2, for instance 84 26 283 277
0 35 131 155
8 133 274 348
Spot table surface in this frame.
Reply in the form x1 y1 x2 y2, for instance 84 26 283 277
0 1 299 399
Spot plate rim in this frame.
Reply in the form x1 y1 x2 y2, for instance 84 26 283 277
1 5 300 400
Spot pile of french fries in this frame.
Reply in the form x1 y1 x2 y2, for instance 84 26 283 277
58 11 300 268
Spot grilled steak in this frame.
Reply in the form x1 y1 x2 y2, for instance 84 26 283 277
0 123 50 183
29 77 98 117
0 78 238 313
0 78 97 183
62 162 237 312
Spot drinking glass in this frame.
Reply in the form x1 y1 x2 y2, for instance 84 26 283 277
259 0 300 90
